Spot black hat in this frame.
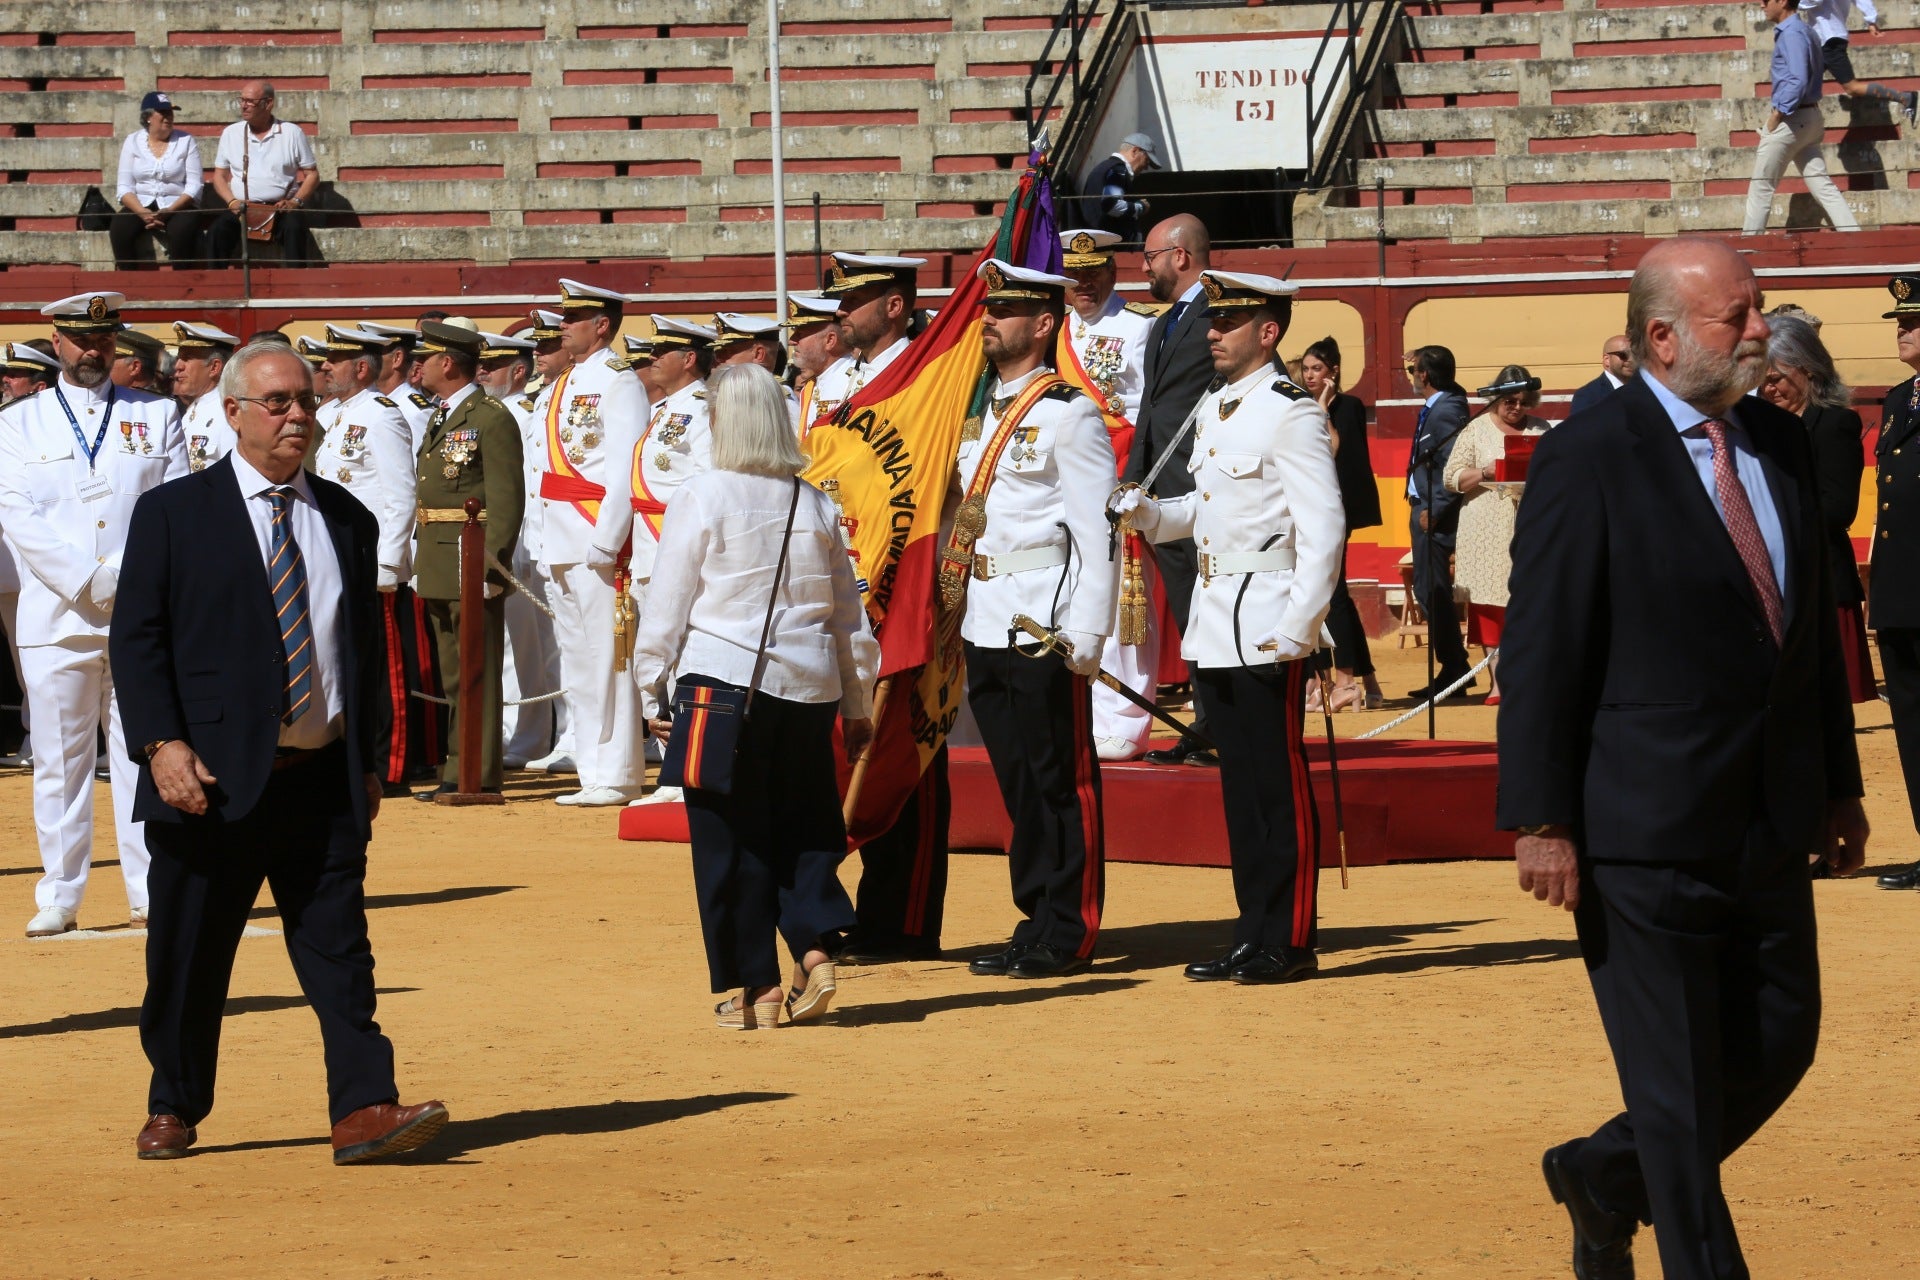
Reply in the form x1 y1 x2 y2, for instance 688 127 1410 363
1477 373 1542 400
1884 275 1920 319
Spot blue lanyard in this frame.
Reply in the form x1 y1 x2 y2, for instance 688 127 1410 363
52 383 114 471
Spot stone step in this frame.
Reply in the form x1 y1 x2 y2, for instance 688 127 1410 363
1355 137 1919 189
1304 186 1916 241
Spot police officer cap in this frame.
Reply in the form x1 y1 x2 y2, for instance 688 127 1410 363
416 321 485 358
1884 275 1920 319
976 258 1074 305
295 335 328 365
1198 270 1299 315
2 343 59 374
1059 228 1124 268
172 320 240 351
823 252 926 296
42 291 125 333
649 315 718 349
781 294 843 329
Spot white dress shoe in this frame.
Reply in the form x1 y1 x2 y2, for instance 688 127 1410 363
26 906 77 937
556 786 632 807
128 907 148 928
526 749 576 774
627 785 684 807
1095 736 1142 762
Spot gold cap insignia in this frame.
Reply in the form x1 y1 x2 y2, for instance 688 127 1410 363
1069 232 1096 255
1897 278 1913 301
87 296 108 322
983 262 1006 292
1201 275 1225 302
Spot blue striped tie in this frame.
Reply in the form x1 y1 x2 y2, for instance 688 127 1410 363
266 487 315 725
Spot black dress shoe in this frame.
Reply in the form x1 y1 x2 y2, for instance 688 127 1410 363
1182 748 1219 768
1876 862 1920 890
414 782 456 802
1009 942 1090 979
381 781 414 799
1142 736 1205 766
967 942 1029 976
1230 947 1318 984
1185 942 1258 981
1542 1147 1638 1280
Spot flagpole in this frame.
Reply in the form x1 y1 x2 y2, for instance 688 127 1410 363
767 0 789 330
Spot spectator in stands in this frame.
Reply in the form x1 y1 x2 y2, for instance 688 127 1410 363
1744 0 1859 236
1760 315 1874 715
1568 335 1633 417
1803 0 1918 120
1405 345 1474 700
1 341 58 405
1297 336 1383 712
1082 132 1160 246
112 92 204 270
206 81 319 265
1443 365 1551 705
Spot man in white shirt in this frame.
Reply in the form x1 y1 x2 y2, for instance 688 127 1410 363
170 322 240 472
505 311 574 771
1802 0 1918 118
819 252 925 415
952 261 1117 981
712 312 799 428
1 341 59 405
207 80 318 265
785 294 851 438
0 292 187 936
360 323 439 457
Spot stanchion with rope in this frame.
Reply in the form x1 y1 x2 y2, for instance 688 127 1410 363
437 498 504 807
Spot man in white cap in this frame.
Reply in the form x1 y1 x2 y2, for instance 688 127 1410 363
1081 132 1160 245
1 341 59 406
1058 228 1160 760
950 260 1117 981
0 292 188 935
170 321 241 473
537 279 651 805
1114 270 1345 985
818 252 925 417
712 312 798 427
784 294 852 436
362 322 438 456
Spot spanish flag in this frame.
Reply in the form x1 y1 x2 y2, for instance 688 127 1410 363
805 160 1060 843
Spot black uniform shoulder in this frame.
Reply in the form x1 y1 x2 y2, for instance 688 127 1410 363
372 394 397 408
1269 376 1310 402
1041 382 1087 403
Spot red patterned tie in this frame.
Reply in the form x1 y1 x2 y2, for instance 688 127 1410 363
1700 418 1783 647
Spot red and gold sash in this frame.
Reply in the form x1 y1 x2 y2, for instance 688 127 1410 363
539 367 607 524
936 371 1066 614
1058 329 1134 476
796 379 818 443
628 406 669 538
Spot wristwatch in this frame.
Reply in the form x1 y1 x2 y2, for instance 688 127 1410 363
143 739 175 762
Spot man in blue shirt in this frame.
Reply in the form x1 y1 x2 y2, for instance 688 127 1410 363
1743 0 1861 234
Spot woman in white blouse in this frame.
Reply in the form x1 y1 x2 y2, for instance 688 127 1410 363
634 363 878 1031
111 90 204 268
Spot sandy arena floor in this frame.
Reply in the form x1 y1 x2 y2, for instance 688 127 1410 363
1 645 1916 1278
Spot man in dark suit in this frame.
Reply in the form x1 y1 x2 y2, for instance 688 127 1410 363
1870 275 1920 890
1079 132 1159 244
411 322 524 799
1403 346 1473 698
1567 334 1633 417
110 342 448 1164
1122 213 1218 765
1498 237 1866 1280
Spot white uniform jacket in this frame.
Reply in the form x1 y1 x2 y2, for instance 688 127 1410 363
509 385 548 562
0 378 187 645
180 386 236 473
1067 294 1152 423
392 387 437 459
810 335 907 427
537 345 650 569
310 385 417 583
614 379 712 582
955 367 1118 649
1148 366 1345 668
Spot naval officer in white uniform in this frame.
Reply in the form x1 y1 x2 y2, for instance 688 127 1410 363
169 321 240 473
0 292 187 935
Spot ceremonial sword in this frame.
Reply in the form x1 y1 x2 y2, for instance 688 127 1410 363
1010 613 1215 751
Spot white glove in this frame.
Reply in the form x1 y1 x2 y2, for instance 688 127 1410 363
1059 629 1104 677
1112 487 1161 534
483 582 502 600
1255 627 1312 664
377 565 400 592
87 564 118 611
585 543 617 571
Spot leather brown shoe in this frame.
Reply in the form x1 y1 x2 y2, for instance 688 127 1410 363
136 1113 196 1160
331 1099 449 1165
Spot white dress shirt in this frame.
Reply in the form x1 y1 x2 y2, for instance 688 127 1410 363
116 131 204 206
214 119 316 204
230 449 345 749
1804 0 1875 45
629 469 878 720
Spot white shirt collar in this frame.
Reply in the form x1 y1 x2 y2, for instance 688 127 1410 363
1424 389 1443 408
439 381 480 413
229 445 316 505
1177 280 1205 306
992 365 1050 398
56 375 110 406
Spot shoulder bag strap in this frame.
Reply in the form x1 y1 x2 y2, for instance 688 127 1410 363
743 476 802 714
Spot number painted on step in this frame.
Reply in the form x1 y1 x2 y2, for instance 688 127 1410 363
1235 99 1278 122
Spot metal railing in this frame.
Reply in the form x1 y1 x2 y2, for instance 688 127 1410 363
1023 0 1123 158
1301 0 1405 189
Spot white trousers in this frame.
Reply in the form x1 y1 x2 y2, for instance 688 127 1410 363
1091 552 1162 751
500 557 566 763
1743 105 1859 234
545 561 639 791
0 590 31 760
22 636 145 913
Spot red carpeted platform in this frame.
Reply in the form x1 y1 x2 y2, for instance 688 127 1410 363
618 738 1507 868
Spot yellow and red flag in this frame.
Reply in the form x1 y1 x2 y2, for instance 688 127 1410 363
805 161 1060 843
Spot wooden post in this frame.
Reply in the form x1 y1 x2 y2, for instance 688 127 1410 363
438 497 504 807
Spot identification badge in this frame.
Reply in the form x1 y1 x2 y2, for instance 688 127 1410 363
77 472 113 503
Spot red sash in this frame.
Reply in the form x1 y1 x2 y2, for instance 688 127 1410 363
539 472 607 504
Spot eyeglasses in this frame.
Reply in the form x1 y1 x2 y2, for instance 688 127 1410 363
1141 247 1175 266
1603 349 1630 360
235 392 319 415
236 96 271 107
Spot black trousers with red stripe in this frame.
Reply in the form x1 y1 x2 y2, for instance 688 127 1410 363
1194 660 1321 951
964 642 1104 958
378 586 446 785
853 745 950 948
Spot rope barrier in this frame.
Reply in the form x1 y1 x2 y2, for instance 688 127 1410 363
1353 654 1494 740
406 552 564 707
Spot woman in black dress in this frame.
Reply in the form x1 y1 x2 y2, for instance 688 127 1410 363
1299 336 1384 711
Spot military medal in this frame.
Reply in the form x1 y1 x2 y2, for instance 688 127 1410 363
338 468 353 483
1219 397 1241 420
188 435 208 472
120 422 134 453
582 429 601 448
654 452 671 471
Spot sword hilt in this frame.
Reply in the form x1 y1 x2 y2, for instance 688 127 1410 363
1010 613 1068 659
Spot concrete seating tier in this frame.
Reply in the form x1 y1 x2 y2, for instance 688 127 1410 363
0 0 1064 266
1293 0 1920 244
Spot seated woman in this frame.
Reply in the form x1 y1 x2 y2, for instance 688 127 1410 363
111 91 204 268
1442 365 1550 704
631 363 878 1030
